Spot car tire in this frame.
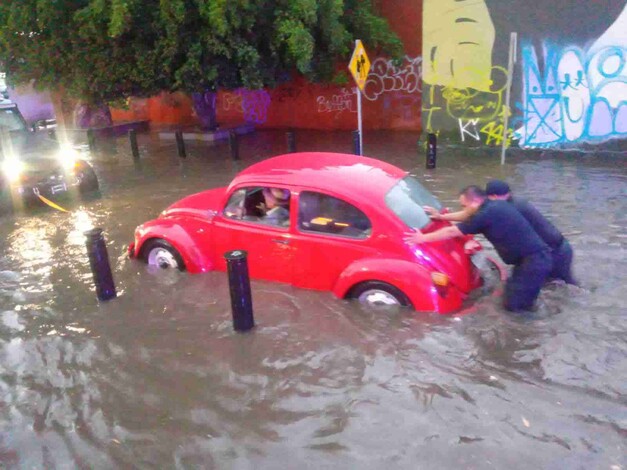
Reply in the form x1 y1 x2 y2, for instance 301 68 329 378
75 160 100 194
350 281 412 308
142 239 186 271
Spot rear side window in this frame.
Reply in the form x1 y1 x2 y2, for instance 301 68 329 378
385 176 442 230
298 191 371 239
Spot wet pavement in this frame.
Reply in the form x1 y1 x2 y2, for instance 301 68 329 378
0 130 625 469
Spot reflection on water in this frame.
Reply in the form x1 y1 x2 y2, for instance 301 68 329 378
0 131 625 469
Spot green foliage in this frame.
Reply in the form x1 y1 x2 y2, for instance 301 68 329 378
0 0 403 103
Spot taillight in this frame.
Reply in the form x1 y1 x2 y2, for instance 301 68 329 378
431 272 450 297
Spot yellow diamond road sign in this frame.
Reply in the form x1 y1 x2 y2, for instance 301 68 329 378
348 40 370 91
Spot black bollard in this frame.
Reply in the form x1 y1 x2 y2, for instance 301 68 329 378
229 130 240 161
286 130 296 153
87 129 96 153
352 130 361 156
224 250 254 332
129 129 140 161
426 133 437 169
84 228 117 301
175 130 187 158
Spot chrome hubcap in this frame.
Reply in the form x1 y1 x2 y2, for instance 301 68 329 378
358 289 401 307
147 247 178 269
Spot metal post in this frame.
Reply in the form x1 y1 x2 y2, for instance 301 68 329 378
129 129 140 161
175 130 187 158
229 130 240 161
224 250 254 332
352 130 361 155
426 133 437 169
87 129 96 153
501 32 518 165
286 130 296 153
84 228 117 301
357 88 363 155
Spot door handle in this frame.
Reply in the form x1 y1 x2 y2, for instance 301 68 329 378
271 238 290 245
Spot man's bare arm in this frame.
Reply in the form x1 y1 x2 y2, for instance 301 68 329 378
403 225 464 244
424 205 474 222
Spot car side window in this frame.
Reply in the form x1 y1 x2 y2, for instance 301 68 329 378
224 186 291 228
298 191 371 239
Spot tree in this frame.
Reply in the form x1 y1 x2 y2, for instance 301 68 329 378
0 1 403 128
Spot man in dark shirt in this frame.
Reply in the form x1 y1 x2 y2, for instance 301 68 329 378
485 180 576 285
405 186 552 312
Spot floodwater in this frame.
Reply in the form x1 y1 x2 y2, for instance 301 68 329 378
0 130 625 469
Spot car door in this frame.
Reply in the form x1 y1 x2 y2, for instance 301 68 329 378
290 190 378 291
211 186 296 284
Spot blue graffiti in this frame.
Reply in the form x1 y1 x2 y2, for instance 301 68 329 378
519 42 627 147
239 89 271 125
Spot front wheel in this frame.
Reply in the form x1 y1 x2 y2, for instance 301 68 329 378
75 160 100 194
349 281 412 309
142 239 186 271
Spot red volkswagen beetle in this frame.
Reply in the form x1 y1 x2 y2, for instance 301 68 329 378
128 152 495 313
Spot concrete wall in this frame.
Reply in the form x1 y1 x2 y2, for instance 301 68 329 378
422 0 627 149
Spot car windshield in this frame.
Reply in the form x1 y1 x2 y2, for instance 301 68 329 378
0 107 26 132
385 175 442 229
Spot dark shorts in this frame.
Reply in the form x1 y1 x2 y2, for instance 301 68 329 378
504 249 552 312
550 239 576 285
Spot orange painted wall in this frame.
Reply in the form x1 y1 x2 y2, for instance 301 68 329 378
111 92 198 126
112 2 423 131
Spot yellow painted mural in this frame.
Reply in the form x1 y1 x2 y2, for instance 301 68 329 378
423 0 495 91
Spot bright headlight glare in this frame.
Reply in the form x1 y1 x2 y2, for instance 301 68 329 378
58 147 79 171
2 159 25 182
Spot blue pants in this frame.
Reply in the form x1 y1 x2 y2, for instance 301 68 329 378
550 239 576 285
504 250 552 312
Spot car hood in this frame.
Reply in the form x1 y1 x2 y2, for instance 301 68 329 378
161 187 227 220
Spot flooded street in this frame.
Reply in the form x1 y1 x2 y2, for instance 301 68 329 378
0 130 625 469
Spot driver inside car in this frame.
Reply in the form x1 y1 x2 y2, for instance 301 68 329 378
224 187 291 226
257 187 290 226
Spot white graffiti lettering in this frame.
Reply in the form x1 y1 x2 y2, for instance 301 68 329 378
363 56 423 101
458 119 481 141
316 88 356 113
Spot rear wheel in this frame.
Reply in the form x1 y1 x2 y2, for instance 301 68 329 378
350 281 412 309
142 239 185 271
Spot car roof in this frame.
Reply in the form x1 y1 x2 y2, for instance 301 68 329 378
231 152 408 201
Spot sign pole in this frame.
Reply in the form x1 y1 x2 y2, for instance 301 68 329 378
501 32 518 166
357 79 363 155
348 39 371 157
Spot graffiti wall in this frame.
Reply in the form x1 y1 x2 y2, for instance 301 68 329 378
422 0 627 149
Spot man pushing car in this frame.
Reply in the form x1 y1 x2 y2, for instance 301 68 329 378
404 185 552 312
423 180 577 286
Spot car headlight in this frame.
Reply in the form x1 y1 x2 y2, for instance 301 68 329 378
58 147 80 171
1 158 25 183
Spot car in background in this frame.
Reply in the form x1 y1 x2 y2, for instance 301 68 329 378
0 102 99 213
128 152 500 313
